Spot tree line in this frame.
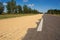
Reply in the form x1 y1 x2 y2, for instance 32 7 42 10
0 0 40 14
46 9 60 14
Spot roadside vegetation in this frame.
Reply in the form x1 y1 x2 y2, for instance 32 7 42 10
0 0 41 14
0 13 39 19
46 9 60 15
0 0 42 19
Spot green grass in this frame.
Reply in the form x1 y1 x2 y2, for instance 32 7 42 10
0 13 39 19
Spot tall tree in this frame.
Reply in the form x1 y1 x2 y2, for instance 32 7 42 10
47 9 60 14
23 5 29 13
6 0 16 13
0 2 4 14
6 2 11 13
32 9 39 13
28 7 32 13
15 5 22 13
17 5 22 13
11 0 16 13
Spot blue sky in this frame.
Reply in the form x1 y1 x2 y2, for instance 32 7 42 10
0 0 60 12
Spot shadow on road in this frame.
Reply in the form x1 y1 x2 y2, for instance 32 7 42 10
22 19 42 40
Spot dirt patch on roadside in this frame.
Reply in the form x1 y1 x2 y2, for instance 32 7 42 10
0 14 43 40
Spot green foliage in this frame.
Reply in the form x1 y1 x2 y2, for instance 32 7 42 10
28 7 32 13
15 5 22 13
47 9 60 14
23 5 40 13
6 2 11 13
32 9 39 13
0 0 40 14
6 0 16 13
0 2 4 14
23 5 29 13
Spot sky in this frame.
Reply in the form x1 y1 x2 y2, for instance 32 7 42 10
0 0 60 13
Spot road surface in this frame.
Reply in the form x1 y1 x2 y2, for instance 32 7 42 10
40 14 60 40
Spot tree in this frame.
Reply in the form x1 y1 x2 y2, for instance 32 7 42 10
0 2 4 14
6 0 16 13
11 0 16 13
6 2 11 13
32 9 39 13
16 5 22 13
47 9 60 14
23 5 29 13
15 5 22 13
28 7 32 13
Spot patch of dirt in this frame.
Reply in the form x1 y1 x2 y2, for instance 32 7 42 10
0 14 43 40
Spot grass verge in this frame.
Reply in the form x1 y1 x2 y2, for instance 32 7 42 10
0 13 39 19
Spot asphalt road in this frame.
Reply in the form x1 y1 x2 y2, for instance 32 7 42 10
41 14 60 40
22 14 60 40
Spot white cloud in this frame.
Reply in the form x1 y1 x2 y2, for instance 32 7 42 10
23 0 28 2
3 3 7 5
28 4 34 7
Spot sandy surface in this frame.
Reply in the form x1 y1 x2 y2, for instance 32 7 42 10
0 14 43 40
